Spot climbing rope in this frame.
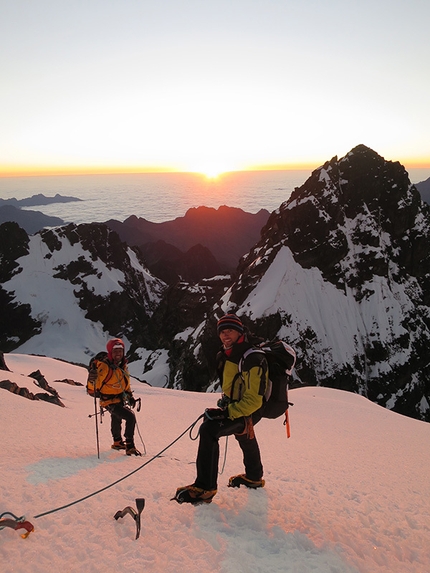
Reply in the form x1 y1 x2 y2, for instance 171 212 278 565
32 414 204 520
219 436 229 475
134 417 147 456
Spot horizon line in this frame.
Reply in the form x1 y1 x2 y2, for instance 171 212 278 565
0 164 318 178
1 159 430 178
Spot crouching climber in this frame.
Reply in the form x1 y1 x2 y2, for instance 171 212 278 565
173 314 268 505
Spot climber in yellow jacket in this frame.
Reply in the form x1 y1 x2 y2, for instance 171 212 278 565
173 314 268 505
88 338 141 456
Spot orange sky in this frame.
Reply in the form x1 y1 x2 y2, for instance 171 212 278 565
1 1 429 180
1 156 429 179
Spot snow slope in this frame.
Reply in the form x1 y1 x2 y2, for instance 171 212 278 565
1 354 429 573
2 226 165 366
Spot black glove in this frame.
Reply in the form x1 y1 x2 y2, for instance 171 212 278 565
217 394 230 409
87 369 97 383
204 408 228 420
127 394 136 408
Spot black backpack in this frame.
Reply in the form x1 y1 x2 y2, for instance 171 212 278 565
239 339 296 420
86 351 110 397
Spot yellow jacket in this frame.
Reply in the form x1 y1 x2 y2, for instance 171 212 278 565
93 359 131 407
217 341 268 420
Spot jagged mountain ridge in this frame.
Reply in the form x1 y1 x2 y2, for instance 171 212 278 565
106 205 270 273
0 222 166 363
208 145 430 420
139 240 222 284
0 203 269 284
1 145 429 422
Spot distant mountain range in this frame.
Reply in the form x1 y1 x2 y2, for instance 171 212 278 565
0 194 269 280
415 177 430 204
0 193 81 208
0 193 80 235
1 146 429 423
106 206 270 278
0 204 64 234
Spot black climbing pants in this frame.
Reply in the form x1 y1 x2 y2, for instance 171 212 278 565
108 403 136 443
194 410 263 491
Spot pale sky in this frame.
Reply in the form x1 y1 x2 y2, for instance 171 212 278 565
1 0 429 176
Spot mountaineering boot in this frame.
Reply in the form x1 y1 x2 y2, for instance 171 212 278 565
228 474 265 489
125 441 142 456
111 440 126 450
172 485 217 505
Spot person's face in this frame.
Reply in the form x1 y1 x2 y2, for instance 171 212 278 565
219 328 241 348
111 347 124 364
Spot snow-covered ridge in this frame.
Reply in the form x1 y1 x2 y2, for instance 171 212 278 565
1 223 166 364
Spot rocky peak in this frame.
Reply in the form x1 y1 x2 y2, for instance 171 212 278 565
232 145 430 303
219 146 430 421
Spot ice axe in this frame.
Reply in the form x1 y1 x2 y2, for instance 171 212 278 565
113 498 145 539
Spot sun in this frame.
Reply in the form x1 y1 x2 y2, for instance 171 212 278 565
185 161 236 179
200 168 224 179
194 166 225 179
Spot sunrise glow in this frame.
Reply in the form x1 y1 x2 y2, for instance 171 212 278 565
0 2 429 181
185 161 238 179
197 169 224 180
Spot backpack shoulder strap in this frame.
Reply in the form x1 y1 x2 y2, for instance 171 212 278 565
238 347 270 401
238 347 266 373
99 365 113 391
92 354 114 392
227 347 265 402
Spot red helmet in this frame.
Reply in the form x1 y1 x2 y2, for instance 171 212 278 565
106 338 125 361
